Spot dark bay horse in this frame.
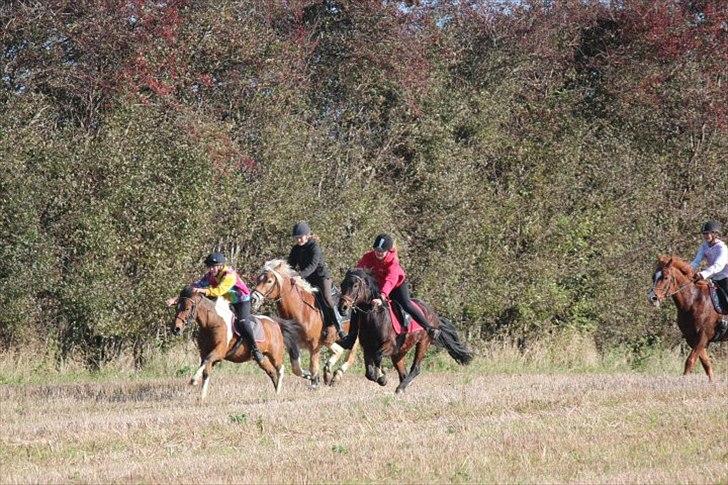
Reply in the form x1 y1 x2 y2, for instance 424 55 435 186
648 256 727 381
338 268 473 393
251 260 358 388
172 286 299 399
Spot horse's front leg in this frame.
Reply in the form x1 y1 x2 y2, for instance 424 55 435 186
332 340 359 385
324 342 345 386
683 334 709 378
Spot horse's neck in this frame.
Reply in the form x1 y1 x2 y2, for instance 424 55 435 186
196 301 224 331
279 277 317 326
671 273 700 310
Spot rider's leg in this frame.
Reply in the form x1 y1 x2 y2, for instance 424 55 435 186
714 277 728 333
320 277 346 339
235 299 264 363
390 283 440 338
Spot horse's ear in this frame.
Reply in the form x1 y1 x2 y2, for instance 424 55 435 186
657 255 671 267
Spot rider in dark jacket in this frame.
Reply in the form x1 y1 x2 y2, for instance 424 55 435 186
287 221 346 339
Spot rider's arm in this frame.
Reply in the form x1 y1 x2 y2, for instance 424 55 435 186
206 272 236 298
691 243 706 271
699 245 728 279
297 243 323 279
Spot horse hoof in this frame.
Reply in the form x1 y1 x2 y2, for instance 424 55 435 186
395 386 405 394
331 369 344 385
377 376 387 386
189 378 198 386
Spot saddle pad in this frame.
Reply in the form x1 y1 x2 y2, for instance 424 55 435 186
214 298 266 343
708 285 728 315
387 301 424 335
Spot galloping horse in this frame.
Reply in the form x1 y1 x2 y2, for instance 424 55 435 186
251 260 358 387
171 286 300 399
338 268 473 393
648 256 727 381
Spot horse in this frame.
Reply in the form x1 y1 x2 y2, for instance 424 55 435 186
171 286 300 399
648 255 727 381
251 260 359 388
337 268 473 393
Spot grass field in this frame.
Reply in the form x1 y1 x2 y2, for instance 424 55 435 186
1 340 727 484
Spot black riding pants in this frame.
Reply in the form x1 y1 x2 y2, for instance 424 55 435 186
389 282 432 330
714 277 728 296
233 299 257 347
308 276 337 323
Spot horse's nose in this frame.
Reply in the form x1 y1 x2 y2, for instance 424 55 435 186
647 290 660 307
172 327 181 336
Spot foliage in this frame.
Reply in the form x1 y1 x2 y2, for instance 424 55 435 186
1 0 726 365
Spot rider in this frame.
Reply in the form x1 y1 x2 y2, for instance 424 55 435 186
338 233 440 349
286 221 346 339
691 220 728 332
167 252 264 363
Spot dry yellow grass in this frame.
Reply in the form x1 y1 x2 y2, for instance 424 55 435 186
1 348 727 484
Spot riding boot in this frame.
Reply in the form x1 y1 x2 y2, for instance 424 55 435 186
332 307 347 340
238 318 264 363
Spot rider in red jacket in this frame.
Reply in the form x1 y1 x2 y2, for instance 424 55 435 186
338 234 440 349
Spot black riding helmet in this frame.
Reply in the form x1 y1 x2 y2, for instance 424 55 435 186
204 252 226 267
372 233 394 251
701 220 722 234
292 221 311 237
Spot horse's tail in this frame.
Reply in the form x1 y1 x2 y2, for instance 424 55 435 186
436 317 473 365
274 317 300 361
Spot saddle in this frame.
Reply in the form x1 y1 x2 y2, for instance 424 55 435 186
385 299 424 335
707 281 728 315
313 285 344 326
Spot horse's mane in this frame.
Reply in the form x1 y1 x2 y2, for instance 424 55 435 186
657 255 694 277
346 267 380 294
262 259 317 294
178 285 215 308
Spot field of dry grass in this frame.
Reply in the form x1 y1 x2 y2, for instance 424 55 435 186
1 342 727 484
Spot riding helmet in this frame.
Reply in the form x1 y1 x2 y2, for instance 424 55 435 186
701 220 722 234
292 221 311 237
204 252 226 267
372 233 394 251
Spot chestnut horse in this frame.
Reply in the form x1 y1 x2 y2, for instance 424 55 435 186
251 260 358 388
171 286 300 399
338 268 473 393
648 256 727 381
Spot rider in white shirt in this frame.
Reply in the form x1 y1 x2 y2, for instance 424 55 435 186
691 220 728 333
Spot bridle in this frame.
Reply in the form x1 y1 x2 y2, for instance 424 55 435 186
652 269 691 301
175 296 199 331
252 271 283 304
340 273 374 313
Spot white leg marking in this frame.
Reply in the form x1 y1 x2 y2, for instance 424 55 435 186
275 365 284 394
201 376 210 400
190 364 204 385
340 361 350 373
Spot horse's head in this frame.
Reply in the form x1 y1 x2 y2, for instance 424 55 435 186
338 268 378 314
648 256 692 307
251 260 286 311
171 286 200 335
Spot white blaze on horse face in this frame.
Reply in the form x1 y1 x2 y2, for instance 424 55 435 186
213 297 235 344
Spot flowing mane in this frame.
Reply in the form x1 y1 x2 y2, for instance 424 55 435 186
262 259 317 294
657 255 694 277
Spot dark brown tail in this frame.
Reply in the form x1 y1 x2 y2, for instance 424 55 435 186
437 317 473 365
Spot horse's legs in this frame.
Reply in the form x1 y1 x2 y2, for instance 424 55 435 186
309 348 321 388
256 355 281 392
698 347 714 382
392 353 408 384
683 335 709 378
332 340 359 385
324 342 345 386
396 336 429 394
190 357 205 386
291 356 311 380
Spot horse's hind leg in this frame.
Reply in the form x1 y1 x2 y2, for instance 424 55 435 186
309 349 321 389
190 358 205 386
396 337 429 394
257 357 281 393
698 347 714 382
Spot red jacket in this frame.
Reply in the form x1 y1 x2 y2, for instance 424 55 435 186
356 249 406 298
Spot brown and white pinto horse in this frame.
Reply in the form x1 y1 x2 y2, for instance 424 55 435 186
251 260 358 388
338 268 473 393
171 286 300 399
648 256 727 381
